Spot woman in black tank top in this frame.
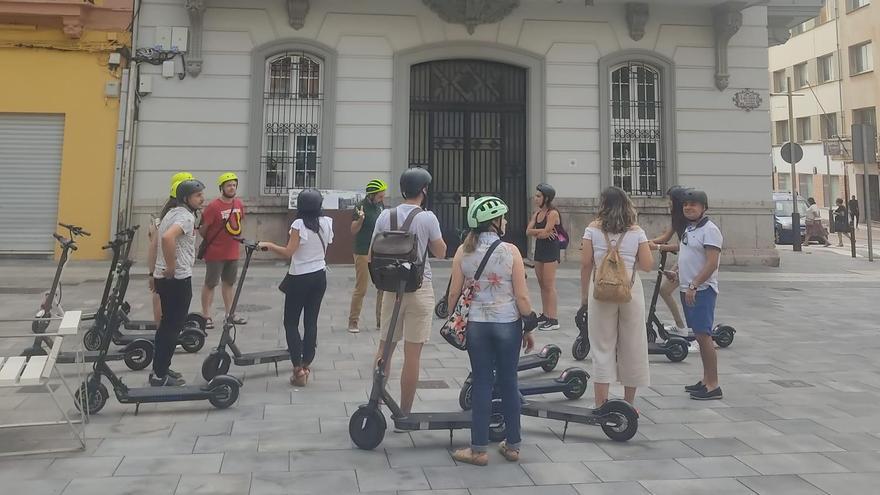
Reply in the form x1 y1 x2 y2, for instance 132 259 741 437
526 184 561 331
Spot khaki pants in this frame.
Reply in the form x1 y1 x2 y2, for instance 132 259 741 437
349 254 384 328
380 283 434 344
587 275 650 387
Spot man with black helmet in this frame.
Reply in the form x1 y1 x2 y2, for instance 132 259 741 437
678 189 724 400
152 178 206 386
371 167 446 417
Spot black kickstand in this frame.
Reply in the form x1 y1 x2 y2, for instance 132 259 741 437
562 421 569 441
274 362 279 377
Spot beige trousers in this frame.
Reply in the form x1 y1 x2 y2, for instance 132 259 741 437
348 254 384 327
588 275 650 387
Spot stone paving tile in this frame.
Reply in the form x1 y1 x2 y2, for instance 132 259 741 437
220 450 289 474
94 436 197 456
520 462 600 485
193 435 260 453
471 486 581 495
0 478 70 495
423 464 532 489
817 432 880 451
735 474 827 495
685 421 783 439
62 475 180 495
759 418 841 437
583 459 696 482
0 458 53 479
596 440 702 461
114 453 224 476
674 456 760 478
735 452 850 475
713 407 782 422
536 442 612 462
638 478 755 495
230 418 320 436
386 447 455 468
821 451 880 472
736 433 844 454
174 473 252 495
290 448 391 471
46 456 122 479
639 408 727 424
355 467 431 492
398 490 468 495
169 420 233 437
800 473 880 495
572 481 650 494
250 470 359 495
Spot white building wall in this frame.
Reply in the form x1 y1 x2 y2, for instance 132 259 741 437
131 0 782 263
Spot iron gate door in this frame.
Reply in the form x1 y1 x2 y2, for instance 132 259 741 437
408 59 527 257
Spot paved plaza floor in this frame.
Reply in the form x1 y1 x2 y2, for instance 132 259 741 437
1 245 879 495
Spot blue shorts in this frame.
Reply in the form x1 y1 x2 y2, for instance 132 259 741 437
680 288 717 334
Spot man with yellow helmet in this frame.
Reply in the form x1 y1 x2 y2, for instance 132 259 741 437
197 172 246 328
347 179 387 333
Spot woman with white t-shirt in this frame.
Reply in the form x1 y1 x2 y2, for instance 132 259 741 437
260 189 333 387
579 186 654 409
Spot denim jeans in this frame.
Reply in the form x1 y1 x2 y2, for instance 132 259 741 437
466 320 523 452
153 277 192 378
283 270 327 367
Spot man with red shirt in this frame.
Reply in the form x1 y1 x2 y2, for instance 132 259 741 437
199 172 245 328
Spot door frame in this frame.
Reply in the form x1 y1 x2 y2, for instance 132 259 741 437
392 42 545 206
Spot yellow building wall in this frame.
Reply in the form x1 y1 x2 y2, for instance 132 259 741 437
0 29 129 259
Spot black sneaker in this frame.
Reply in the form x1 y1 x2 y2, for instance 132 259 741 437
167 369 183 380
684 381 706 393
537 313 549 324
150 373 186 387
690 387 723 400
539 318 560 331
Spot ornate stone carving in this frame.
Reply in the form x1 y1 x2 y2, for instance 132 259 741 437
712 2 745 91
62 17 84 39
287 0 310 30
185 0 206 77
422 0 521 35
625 3 649 41
733 88 762 112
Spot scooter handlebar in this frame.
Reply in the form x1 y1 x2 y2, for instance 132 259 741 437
59 223 91 237
53 233 77 251
236 237 268 251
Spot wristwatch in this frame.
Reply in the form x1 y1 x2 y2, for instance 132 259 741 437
688 283 698 291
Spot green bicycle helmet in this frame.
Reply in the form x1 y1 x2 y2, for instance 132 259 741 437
365 179 388 194
467 196 509 228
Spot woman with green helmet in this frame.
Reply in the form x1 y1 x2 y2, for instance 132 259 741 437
347 179 387 333
447 196 539 466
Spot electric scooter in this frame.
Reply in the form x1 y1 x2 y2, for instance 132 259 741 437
520 398 639 442
349 263 507 450
458 366 589 410
22 226 154 371
201 239 290 380
648 251 736 349
570 253 690 362
81 227 207 354
74 258 242 415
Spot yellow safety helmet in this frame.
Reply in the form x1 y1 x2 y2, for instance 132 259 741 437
170 172 193 198
217 172 239 189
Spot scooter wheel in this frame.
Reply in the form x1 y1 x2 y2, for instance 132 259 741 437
83 327 101 351
488 412 507 443
459 381 473 411
180 329 205 353
202 350 232 381
563 373 588 399
572 336 590 361
434 300 449 319
208 381 240 409
21 345 47 358
75 380 109 415
665 341 688 363
714 326 735 348
600 401 639 442
349 406 387 450
124 340 154 371
541 348 561 372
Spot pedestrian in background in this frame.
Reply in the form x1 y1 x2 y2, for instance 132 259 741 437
804 197 830 247
849 195 859 229
834 198 850 247
526 183 561 331
348 179 387 333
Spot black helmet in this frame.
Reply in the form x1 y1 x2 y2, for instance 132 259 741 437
681 188 709 209
297 188 323 214
666 185 688 201
400 167 432 199
176 179 205 205
536 183 556 205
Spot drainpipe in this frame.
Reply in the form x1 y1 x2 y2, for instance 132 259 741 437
116 0 141 233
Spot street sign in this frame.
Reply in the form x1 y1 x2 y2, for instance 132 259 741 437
781 142 804 164
824 140 841 156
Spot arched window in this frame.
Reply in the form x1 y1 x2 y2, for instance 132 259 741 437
609 62 663 196
260 52 324 195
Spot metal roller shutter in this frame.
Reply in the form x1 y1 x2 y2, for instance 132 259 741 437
0 114 64 254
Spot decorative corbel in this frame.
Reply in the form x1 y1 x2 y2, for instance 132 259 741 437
185 0 206 77
712 2 745 91
625 3 649 41
422 0 521 35
62 16 84 39
287 0 310 30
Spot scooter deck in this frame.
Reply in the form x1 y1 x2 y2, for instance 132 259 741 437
235 350 288 365
518 378 569 395
56 351 123 363
521 401 600 425
393 411 474 431
518 353 547 371
123 321 158 331
123 385 214 403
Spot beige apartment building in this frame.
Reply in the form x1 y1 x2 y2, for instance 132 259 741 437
769 0 879 219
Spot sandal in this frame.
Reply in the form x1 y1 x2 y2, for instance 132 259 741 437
451 448 488 466
205 317 214 330
498 441 520 462
301 367 311 386
290 367 307 387
228 314 248 325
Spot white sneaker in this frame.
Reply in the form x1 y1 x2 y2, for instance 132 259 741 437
688 341 701 352
348 326 360 333
666 325 689 337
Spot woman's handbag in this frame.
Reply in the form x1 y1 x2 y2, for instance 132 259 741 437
440 239 503 350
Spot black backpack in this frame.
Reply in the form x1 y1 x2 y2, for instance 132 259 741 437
369 207 427 293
